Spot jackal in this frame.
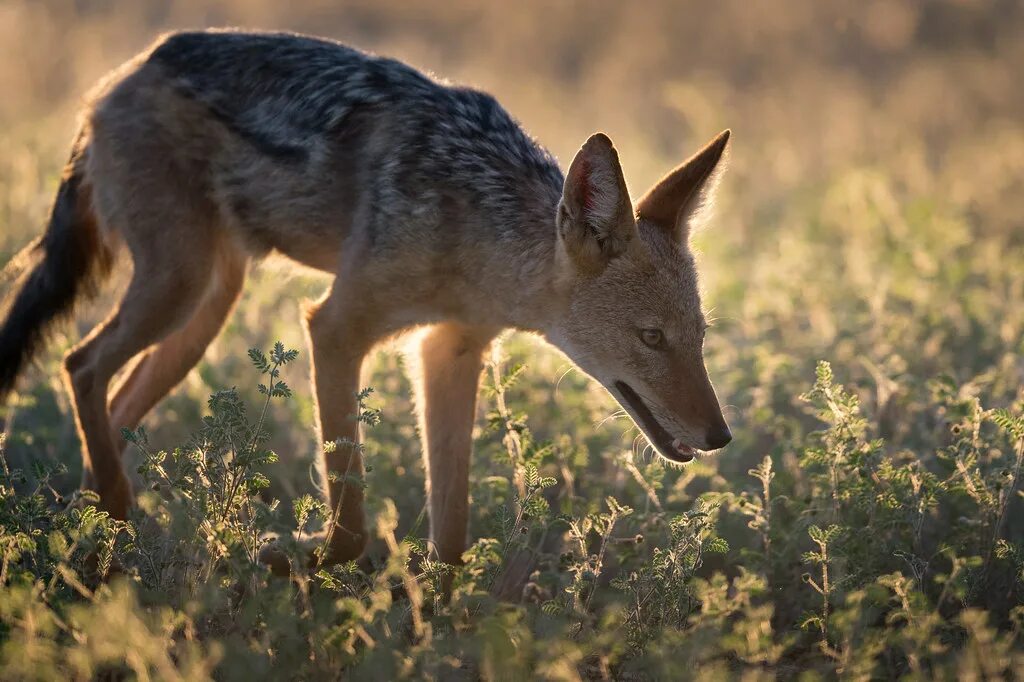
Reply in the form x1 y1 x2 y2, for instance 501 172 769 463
0 29 732 567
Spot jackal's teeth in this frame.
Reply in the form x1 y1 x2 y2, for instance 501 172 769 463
671 438 697 458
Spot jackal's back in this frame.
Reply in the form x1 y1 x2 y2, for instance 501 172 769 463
104 30 566 269
145 29 561 177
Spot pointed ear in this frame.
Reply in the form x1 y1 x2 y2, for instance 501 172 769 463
636 129 730 242
557 133 635 272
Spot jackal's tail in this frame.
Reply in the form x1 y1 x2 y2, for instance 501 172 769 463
0 137 113 401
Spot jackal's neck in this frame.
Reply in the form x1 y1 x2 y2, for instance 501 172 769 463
488 177 574 335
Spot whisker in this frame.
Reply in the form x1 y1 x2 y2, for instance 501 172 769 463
642 442 655 462
720 404 741 418
631 433 645 460
707 314 740 326
553 364 577 395
594 409 628 430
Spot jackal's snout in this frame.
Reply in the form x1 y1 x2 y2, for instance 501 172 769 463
705 420 732 450
663 377 732 458
686 366 732 451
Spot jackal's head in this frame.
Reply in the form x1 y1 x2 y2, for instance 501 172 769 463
549 130 732 463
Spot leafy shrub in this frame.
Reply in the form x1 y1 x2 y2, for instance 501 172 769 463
1 341 1022 679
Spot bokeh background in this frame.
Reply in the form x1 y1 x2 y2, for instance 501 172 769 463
1 2 1023 676
3 0 1022 489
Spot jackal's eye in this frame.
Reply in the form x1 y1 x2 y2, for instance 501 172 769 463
640 329 664 348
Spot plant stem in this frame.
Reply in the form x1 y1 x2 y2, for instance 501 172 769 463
985 434 1024 577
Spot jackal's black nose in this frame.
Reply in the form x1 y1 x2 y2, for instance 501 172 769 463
705 424 732 450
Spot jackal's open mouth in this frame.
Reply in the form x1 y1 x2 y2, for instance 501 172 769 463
613 380 696 463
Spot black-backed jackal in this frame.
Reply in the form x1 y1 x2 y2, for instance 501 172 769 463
0 30 732 569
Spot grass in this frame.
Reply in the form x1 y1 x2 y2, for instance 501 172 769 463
2 1 1024 679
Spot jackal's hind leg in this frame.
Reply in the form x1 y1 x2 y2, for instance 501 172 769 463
65 252 216 519
108 252 247 447
413 323 497 565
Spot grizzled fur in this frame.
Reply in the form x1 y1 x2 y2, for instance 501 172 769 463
0 29 733 570
148 31 566 277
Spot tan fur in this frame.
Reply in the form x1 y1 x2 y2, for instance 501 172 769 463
5 33 734 572
411 323 499 563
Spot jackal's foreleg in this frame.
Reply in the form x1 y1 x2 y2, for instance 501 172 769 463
301 284 392 564
413 323 497 565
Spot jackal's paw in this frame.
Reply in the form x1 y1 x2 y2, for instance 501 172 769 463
75 473 135 521
258 528 367 577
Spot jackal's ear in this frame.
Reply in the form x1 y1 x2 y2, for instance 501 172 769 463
636 130 730 243
558 133 635 271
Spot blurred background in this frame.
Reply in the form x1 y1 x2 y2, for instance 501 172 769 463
1 0 1023 574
